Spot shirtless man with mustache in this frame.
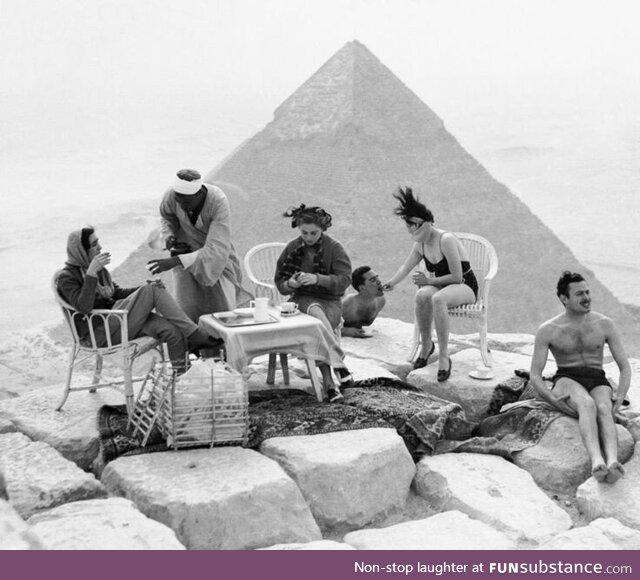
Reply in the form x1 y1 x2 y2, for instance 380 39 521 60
530 271 631 484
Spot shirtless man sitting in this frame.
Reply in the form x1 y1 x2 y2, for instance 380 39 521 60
530 271 630 484
341 266 386 338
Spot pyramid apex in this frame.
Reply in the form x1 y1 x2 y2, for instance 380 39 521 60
259 41 442 142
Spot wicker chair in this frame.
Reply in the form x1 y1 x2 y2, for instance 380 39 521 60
52 271 165 415
243 243 290 384
408 233 498 367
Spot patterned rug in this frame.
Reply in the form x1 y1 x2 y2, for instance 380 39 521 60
96 377 470 465
476 399 561 453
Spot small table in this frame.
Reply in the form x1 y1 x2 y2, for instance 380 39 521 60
198 309 334 401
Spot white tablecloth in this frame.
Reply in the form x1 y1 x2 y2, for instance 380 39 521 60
198 309 336 371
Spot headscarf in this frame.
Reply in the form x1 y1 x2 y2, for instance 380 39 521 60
65 229 115 300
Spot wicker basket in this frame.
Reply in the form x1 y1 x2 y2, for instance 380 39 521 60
131 360 248 450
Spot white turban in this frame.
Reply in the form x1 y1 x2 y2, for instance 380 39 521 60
173 174 203 195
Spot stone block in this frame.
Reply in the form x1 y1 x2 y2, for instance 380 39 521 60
102 447 321 549
414 452 571 544
577 442 640 529
407 349 549 423
0 432 106 518
539 518 640 550
514 418 634 492
0 383 128 470
343 510 515 550
260 428 414 531
27 498 185 549
261 540 355 550
0 499 44 549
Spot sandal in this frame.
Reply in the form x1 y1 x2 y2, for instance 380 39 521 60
413 342 435 369
437 357 452 382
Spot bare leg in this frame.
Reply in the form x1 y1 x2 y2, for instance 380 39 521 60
554 379 607 480
415 286 437 358
431 284 475 371
592 386 624 483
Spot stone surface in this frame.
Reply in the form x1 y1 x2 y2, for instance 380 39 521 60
577 442 640 529
539 518 640 550
0 432 106 518
262 540 355 550
514 418 634 492
102 447 321 550
343 510 516 550
341 317 415 368
27 498 186 550
0 469 7 500
0 383 130 470
414 452 571 544
0 499 44 549
0 416 16 434
618 412 640 442
407 348 552 423
260 428 414 531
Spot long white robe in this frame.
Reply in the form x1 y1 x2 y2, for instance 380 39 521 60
160 183 250 320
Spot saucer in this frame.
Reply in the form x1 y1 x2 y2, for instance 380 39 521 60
469 370 495 380
233 307 255 317
279 309 300 317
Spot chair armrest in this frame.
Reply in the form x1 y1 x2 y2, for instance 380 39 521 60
71 309 131 348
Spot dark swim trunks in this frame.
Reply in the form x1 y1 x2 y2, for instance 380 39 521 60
551 367 611 393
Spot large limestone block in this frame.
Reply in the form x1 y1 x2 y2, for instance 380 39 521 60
0 416 16 434
415 453 571 543
102 447 321 550
0 499 44 549
260 428 414 531
340 317 414 367
577 442 640 529
343 510 515 550
407 349 549 423
27 498 185 550
262 540 355 550
514 418 634 492
0 383 128 470
0 432 106 518
539 518 640 550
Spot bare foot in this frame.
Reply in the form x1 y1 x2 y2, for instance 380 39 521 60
591 463 608 483
605 462 625 484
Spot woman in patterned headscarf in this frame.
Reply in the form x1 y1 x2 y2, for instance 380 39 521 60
274 204 353 403
57 226 217 368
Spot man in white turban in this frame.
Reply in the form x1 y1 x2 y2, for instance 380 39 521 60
148 169 250 320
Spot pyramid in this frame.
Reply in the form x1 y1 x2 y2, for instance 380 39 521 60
200 40 638 345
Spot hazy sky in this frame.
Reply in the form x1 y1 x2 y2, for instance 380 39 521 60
1 0 639 333
2 0 639 161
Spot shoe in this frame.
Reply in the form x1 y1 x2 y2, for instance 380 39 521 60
327 386 344 403
335 368 354 388
437 357 452 382
414 342 435 369
188 334 224 357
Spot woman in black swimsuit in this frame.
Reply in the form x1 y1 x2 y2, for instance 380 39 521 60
383 187 478 381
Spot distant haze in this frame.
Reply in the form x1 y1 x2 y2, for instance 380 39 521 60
1 0 639 341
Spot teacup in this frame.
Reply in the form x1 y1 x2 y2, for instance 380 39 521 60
280 301 298 314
